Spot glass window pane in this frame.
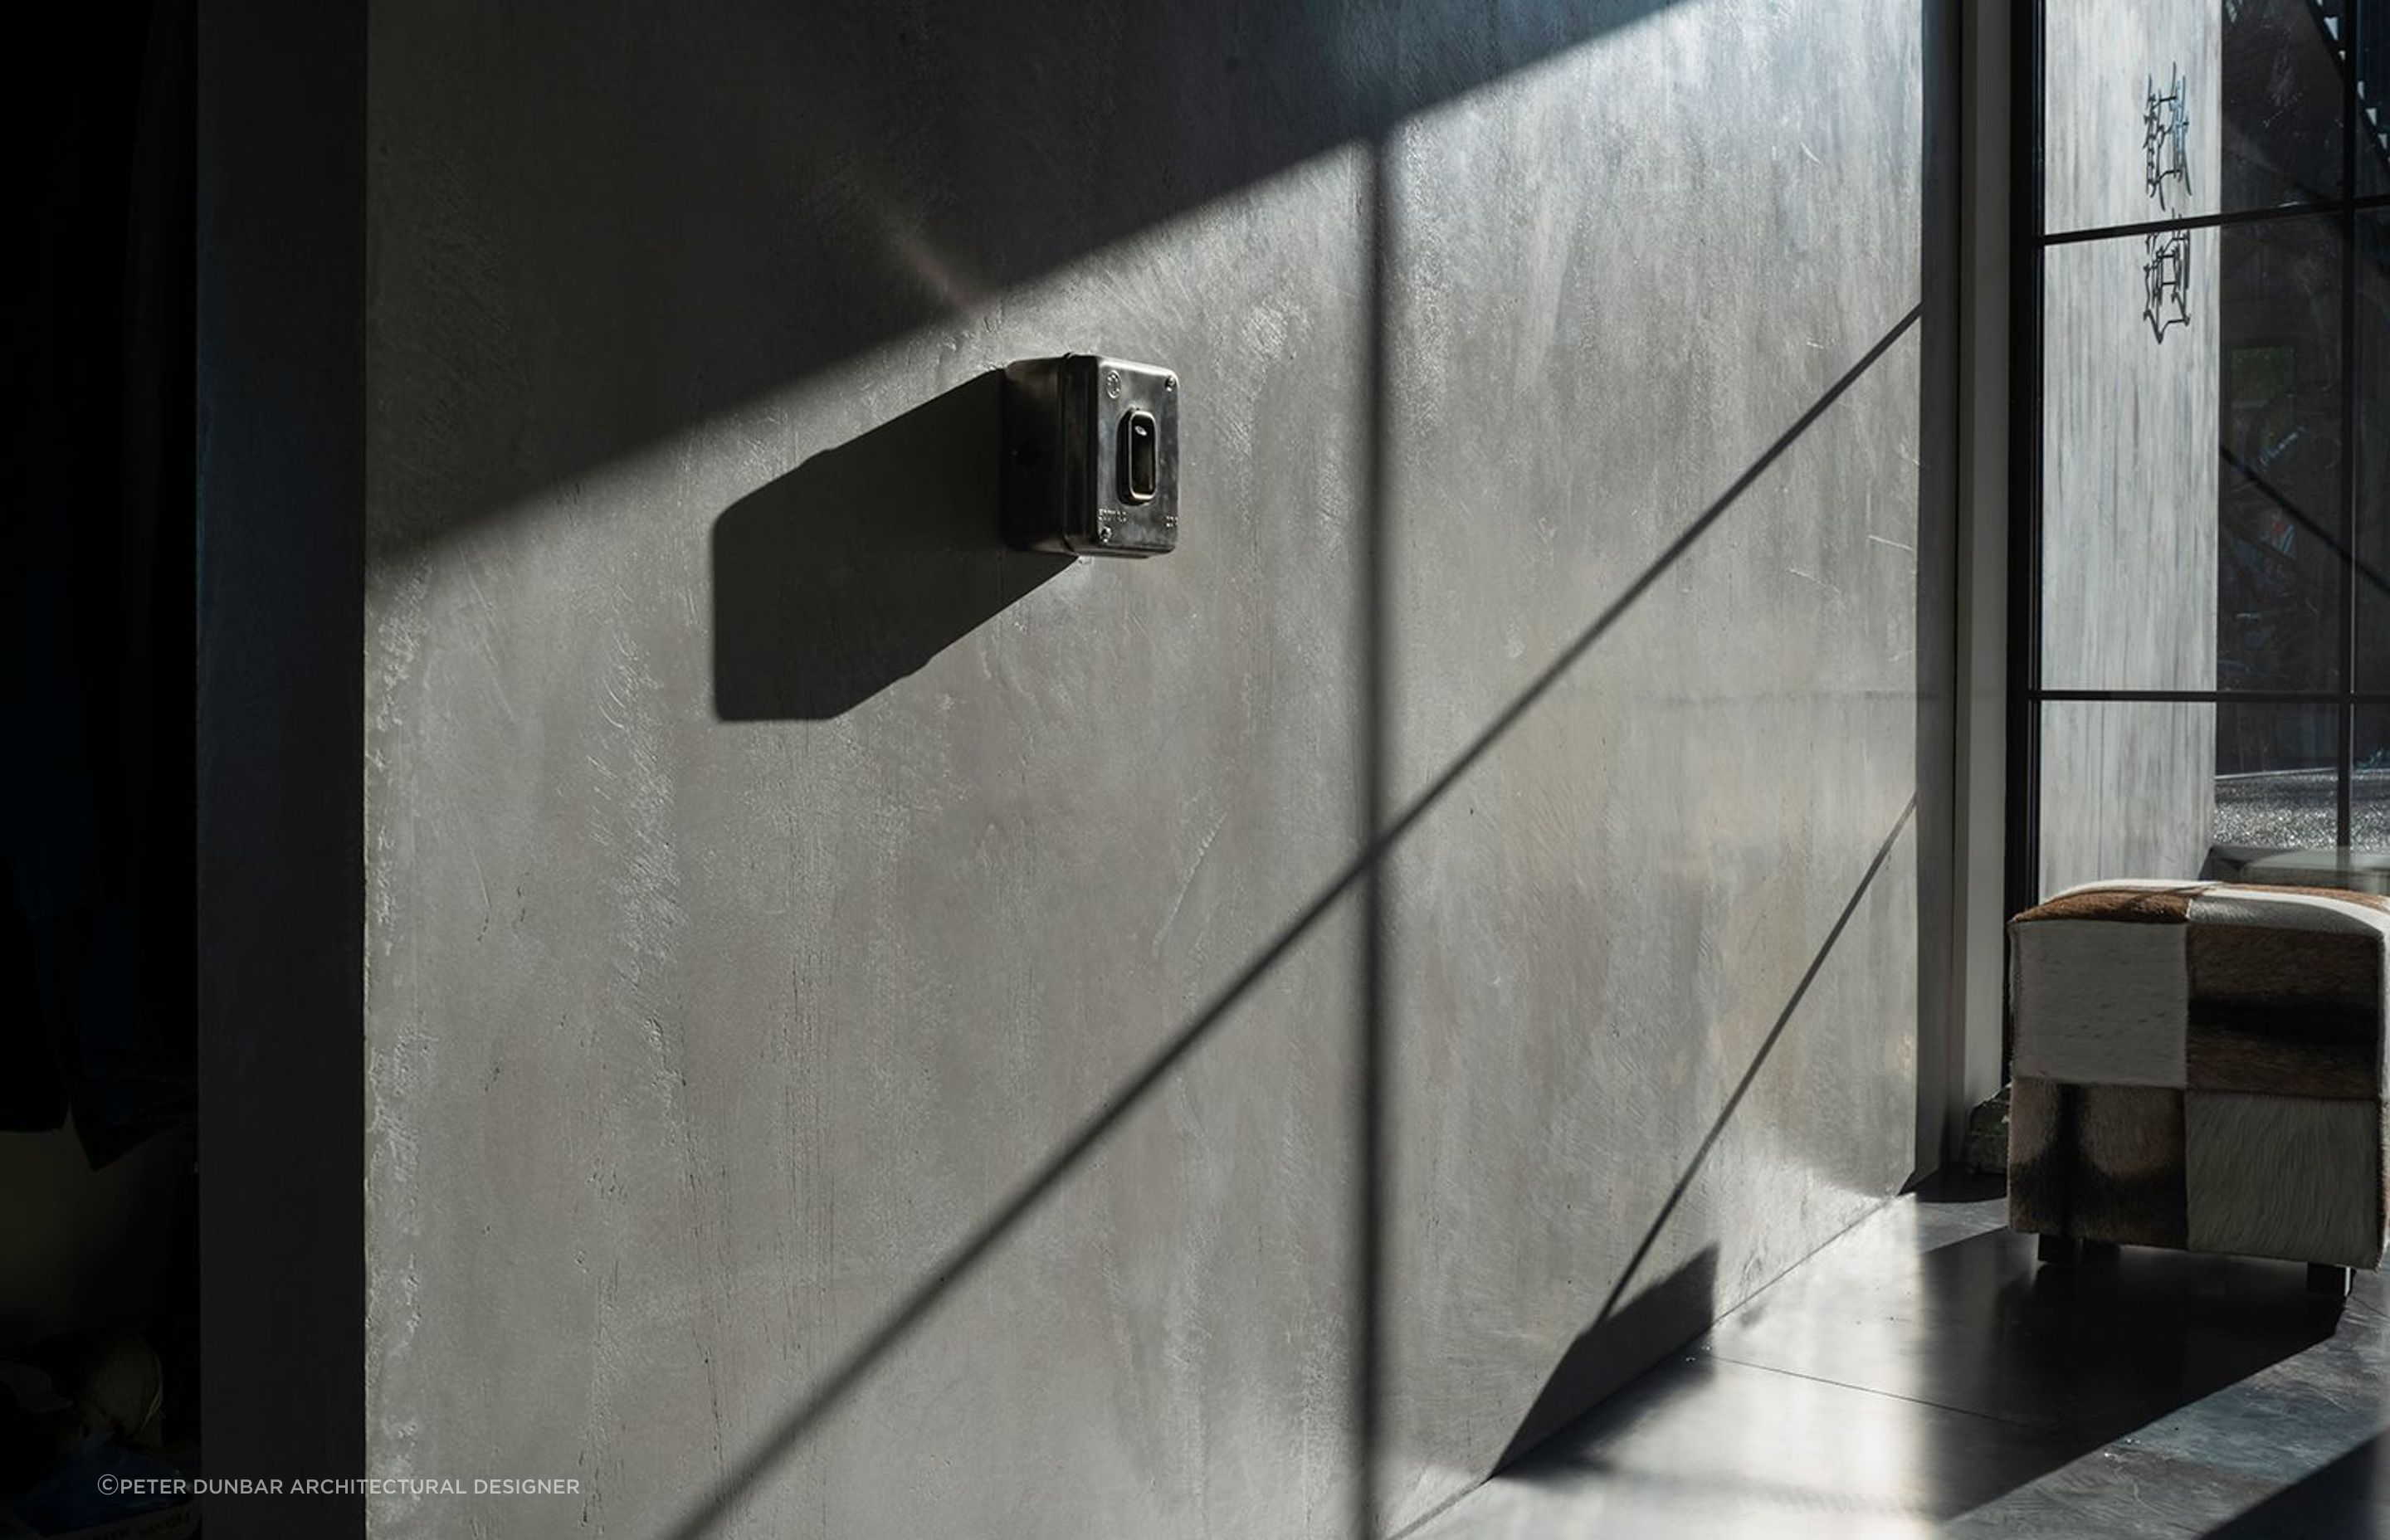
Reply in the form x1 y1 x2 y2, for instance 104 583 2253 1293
2358 212 2390 686
2045 0 2349 236
2358 2 2388 197
2043 216 2348 692
2218 214 2348 690
2357 705 2390 848
2220 0 2352 209
2039 699 2220 897
2040 701 2344 899
2213 699 2344 848
2046 2 2221 234
2041 231 2222 691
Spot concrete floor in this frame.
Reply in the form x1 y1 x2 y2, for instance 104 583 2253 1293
1416 1182 2389 1539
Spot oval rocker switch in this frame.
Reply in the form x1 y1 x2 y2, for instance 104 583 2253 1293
1121 408 1158 504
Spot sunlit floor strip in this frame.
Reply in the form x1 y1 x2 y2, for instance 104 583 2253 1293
1416 1189 2390 1539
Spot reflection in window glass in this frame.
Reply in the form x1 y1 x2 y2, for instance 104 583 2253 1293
2361 2 2389 197
2217 215 2344 691
2219 0 2349 210
2041 232 2218 693
2359 212 2390 685
2042 0 2354 234
2040 700 2219 896
2044 1 2222 235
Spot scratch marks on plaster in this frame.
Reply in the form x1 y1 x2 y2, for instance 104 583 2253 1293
583 610 734 1488
1153 806 1233 959
466 840 493 942
461 567 519 724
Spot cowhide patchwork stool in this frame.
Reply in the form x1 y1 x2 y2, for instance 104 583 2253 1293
2007 880 2389 1299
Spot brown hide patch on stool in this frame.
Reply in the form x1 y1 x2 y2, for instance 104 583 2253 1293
2069 1084 2188 1249
2017 886 2199 925
2189 925 2379 1035
2188 925 2383 1099
2006 1079 2187 1246
2188 1028 2378 1100
2008 1078 2065 1235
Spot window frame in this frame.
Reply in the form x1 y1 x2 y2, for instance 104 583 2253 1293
2007 0 2390 917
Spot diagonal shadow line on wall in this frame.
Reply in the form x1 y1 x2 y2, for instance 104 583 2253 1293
1583 792 1919 1336
1383 792 1919 1540
1354 133 1397 1540
648 301 1924 1540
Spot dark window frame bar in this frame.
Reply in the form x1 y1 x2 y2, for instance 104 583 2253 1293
2008 1 2381 920
2040 190 2390 246
2337 0 2363 848
2036 689 2390 704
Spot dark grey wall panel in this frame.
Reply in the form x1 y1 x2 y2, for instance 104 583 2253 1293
198 0 366 1530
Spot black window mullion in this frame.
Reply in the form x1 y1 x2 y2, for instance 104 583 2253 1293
2038 191 2390 246
2007 0 2046 922
2344 4 2363 849
2033 689 2390 705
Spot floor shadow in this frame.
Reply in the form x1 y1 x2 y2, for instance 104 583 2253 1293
1451 1211 2364 1536
1915 1230 2342 1451
1496 1248 1720 1470
1908 1166 2007 1203
1914 1231 2366 1529
710 372 1071 720
2203 1433 2386 1538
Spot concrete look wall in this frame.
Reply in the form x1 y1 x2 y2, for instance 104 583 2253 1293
2037 0 2222 897
1373 9 1927 1522
363 2 1941 1537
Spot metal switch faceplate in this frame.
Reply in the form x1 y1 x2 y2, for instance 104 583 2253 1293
1002 356 1180 557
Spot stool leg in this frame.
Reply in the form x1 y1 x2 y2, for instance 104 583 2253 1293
2306 1263 2353 1300
2037 1235 2082 1266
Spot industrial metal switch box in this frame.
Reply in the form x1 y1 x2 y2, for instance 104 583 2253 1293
1002 356 1180 557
